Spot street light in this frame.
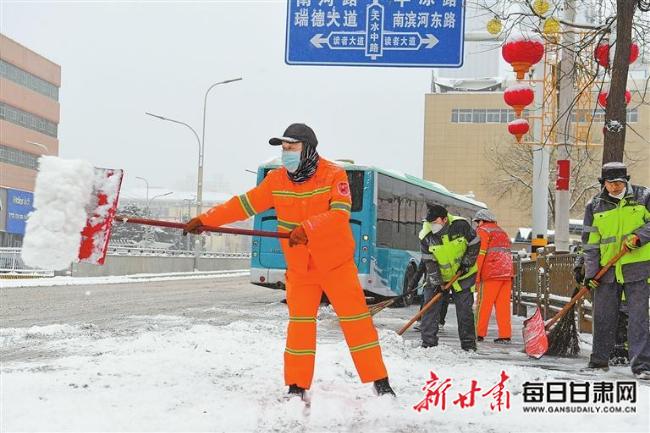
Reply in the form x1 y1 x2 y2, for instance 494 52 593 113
135 176 150 214
146 76 242 270
147 191 173 217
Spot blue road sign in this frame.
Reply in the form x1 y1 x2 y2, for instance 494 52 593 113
6 188 33 235
285 0 465 67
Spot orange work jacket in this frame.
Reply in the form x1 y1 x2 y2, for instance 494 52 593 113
476 222 514 281
199 158 355 274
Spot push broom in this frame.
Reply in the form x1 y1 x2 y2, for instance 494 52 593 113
522 248 628 359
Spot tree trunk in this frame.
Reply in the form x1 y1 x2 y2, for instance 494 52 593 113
602 0 636 164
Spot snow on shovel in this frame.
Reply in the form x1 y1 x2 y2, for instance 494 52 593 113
522 248 628 359
21 156 288 271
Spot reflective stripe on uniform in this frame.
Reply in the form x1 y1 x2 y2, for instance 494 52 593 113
601 236 617 244
583 225 598 233
330 201 351 213
289 316 316 323
338 312 370 322
237 193 256 217
272 186 331 198
285 347 316 356
487 247 511 253
479 249 487 256
349 340 380 353
583 243 600 250
277 219 300 231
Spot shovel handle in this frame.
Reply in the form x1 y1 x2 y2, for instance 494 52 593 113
544 248 628 330
115 215 290 239
397 273 461 336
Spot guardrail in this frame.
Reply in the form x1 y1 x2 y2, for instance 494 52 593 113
0 246 251 278
512 249 592 333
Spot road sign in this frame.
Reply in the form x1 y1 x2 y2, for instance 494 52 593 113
285 0 465 67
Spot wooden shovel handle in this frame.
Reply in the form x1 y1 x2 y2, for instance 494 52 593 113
544 248 628 330
397 273 461 336
114 215 290 238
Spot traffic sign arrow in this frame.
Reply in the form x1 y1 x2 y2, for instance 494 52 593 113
422 34 439 49
310 34 328 48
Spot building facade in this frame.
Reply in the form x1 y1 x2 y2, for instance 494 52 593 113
0 34 61 247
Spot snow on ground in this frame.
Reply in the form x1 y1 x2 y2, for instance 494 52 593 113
0 270 250 288
2 298 648 433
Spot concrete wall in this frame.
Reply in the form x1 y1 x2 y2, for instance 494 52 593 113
70 255 250 277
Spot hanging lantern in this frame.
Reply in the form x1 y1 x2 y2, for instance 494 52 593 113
594 42 640 68
508 119 530 143
543 17 561 34
594 43 609 67
532 0 551 15
504 85 535 117
502 36 545 80
597 90 632 108
629 42 640 64
487 17 502 35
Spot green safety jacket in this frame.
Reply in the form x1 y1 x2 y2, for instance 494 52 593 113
419 214 479 292
583 184 650 283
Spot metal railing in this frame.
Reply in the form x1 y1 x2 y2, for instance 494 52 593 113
0 246 251 278
512 249 593 333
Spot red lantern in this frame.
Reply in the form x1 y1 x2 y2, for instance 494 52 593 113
502 37 545 80
597 90 632 108
504 85 534 117
629 42 639 64
594 43 609 67
508 119 530 143
594 42 640 68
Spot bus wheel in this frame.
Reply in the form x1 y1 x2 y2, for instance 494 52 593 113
394 263 417 307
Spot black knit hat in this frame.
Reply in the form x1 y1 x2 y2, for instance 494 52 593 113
599 162 630 184
426 204 448 222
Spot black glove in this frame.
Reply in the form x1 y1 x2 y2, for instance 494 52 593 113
573 267 585 284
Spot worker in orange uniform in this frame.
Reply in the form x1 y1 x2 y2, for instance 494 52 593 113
472 209 513 343
184 123 394 400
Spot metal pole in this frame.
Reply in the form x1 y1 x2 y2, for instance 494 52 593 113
196 78 242 270
531 64 551 242
136 176 149 216
554 0 577 253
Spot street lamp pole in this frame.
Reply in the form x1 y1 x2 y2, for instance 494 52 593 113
135 176 150 215
145 76 242 271
148 191 173 217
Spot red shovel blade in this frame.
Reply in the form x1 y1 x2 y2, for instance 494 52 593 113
78 168 124 265
523 307 549 359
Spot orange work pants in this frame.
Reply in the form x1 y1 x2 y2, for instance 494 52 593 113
284 260 388 389
475 279 512 339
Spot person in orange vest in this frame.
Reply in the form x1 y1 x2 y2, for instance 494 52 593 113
473 209 513 343
183 123 394 400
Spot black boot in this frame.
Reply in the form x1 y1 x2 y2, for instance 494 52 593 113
494 338 511 344
373 377 396 397
288 384 306 399
477 336 484 342
582 361 609 372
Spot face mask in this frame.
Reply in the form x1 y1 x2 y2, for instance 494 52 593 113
609 190 626 200
429 222 444 234
282 150 301 173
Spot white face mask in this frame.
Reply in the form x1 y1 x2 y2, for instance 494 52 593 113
609 190 626 200
429 223 444 234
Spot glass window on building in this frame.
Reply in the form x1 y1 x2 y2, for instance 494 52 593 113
457 109 473 123
0 102 57 137
0 59 59 101
472 109 486 123
486 109 501 123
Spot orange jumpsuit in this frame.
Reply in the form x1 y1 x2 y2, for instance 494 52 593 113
475 222 513 339
199 158 388 389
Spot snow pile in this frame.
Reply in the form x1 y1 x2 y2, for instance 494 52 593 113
21 156 95 270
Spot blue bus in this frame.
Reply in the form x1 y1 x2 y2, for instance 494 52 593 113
250 159 486 304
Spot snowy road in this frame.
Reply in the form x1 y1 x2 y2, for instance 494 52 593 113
1 275 648 432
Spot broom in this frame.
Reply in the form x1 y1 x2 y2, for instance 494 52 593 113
543 248 628 357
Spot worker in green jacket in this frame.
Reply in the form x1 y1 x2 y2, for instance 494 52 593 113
582 162 650 379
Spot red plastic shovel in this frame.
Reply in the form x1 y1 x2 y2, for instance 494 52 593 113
522 248 628 358
77 169 289 266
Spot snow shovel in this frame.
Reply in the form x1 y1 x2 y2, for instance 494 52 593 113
397 272 461 336
522 248 628 359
